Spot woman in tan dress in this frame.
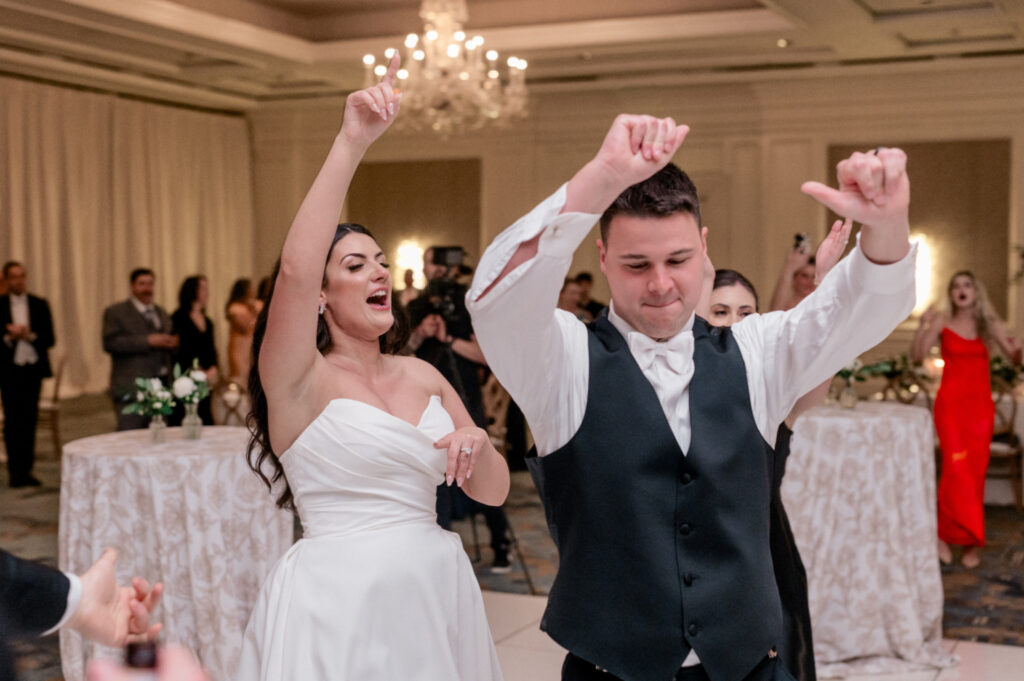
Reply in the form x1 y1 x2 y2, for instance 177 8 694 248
225 278 258 384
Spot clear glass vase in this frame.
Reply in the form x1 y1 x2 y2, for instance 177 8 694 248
182 402 203 440
839 383 859 409
149 413 167 443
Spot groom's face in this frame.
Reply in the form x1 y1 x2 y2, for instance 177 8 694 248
598 212 706 341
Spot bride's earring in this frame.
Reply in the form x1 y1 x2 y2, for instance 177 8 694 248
318 302 326 315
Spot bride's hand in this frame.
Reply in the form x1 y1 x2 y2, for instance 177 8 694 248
340 53 402 149
435 426 490 488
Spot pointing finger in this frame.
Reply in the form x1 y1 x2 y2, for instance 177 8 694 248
381 52 401 89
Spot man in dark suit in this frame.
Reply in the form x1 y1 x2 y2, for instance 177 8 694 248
0 547 162 680
102 269 178 431
0 262 55 488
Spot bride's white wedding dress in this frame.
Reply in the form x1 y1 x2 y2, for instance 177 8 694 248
235 395 504 680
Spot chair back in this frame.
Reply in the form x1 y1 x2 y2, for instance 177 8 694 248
39 354 66 407
991 376 1018 442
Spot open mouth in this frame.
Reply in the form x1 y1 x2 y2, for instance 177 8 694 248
366 289 390 310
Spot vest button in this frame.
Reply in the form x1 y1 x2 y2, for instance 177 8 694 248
683 573 695 586
680 472 693 484
688 623 700 636
678 523 692 536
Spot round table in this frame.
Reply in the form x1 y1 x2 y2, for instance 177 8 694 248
58 426 293 681
781 401 957 677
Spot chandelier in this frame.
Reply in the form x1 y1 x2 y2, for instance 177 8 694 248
361 0 528 136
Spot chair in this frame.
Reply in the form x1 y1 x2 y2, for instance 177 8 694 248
36 354 65 457
212 379 248 426
989 377 1023 513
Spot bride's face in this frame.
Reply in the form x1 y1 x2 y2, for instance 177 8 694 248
320 232 393 342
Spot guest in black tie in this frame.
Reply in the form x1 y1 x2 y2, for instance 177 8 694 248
0 261 54 487
102 268 178 430
170 275 218 425
0 547 162 680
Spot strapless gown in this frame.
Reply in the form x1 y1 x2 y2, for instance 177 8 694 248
235 395 504 680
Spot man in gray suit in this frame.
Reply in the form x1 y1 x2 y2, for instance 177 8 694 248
102 268 178 430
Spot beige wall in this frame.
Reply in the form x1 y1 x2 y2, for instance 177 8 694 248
348 159 481 279
247 59 1024 360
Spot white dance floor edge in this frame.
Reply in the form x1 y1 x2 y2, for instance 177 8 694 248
482 591 1024 681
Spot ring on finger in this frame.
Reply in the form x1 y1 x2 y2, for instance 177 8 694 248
459 446 472 456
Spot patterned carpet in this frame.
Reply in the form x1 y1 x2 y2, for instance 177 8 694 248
1 394 1021 680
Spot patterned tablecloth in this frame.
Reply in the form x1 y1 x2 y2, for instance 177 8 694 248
58 426 292 681
782 401 958 678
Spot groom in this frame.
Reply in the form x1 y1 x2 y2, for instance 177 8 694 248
467 115 915 681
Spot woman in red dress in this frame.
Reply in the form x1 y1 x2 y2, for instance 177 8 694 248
912 271 1020 568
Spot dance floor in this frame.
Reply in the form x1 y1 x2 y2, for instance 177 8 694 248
3 393 1023 680
484 590 1024 681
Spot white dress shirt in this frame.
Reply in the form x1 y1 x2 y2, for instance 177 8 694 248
467 182 917 457
7 293 39 366
42 573 83 636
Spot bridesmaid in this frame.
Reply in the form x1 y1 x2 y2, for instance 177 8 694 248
911 271 1021 568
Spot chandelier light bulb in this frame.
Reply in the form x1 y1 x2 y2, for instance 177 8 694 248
358 0 529 136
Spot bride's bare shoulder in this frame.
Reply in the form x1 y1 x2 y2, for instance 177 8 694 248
388 354 446 389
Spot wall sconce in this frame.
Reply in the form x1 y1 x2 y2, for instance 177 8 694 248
396 241 426 290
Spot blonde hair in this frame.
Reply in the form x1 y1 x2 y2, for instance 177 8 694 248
946 270 998 343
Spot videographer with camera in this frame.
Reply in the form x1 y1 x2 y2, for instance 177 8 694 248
405 246 513 573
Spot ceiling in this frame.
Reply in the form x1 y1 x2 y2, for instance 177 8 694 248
0 0 1021 111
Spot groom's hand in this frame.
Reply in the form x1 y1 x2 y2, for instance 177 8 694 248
801 148 910 264
564 115 689 215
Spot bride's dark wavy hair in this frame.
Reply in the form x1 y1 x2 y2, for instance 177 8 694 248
246 223 410 510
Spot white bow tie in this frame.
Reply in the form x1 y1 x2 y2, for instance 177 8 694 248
627 330 695 378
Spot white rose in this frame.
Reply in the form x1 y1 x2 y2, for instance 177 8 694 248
136 391 145 402
173 376 197 399
158 390 172 401
190 369 207 383
149 378 163 391
153 401 162 409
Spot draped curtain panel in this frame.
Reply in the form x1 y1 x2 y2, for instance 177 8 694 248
0 75 256 397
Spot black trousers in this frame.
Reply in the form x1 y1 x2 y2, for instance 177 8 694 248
562 652 795 681
1 364 44 483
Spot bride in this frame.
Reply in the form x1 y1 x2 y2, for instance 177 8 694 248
235 55 509 680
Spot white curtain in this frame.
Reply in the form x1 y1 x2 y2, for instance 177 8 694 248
0 75 255 396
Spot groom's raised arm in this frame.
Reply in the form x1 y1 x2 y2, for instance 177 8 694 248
467 115 688 455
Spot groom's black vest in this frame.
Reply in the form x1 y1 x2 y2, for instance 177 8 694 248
526 316 782 681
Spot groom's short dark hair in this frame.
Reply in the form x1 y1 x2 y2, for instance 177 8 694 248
599 164 701 243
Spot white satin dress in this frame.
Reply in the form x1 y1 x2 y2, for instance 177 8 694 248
235 396 504 681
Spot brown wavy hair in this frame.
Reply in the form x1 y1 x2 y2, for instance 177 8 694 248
246 223 409 509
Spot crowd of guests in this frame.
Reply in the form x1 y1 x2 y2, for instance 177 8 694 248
100 269 272 432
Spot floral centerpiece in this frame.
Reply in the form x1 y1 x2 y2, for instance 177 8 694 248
834 358 866 409
990 355 1021 387
172 360 210 439
123 378 175 442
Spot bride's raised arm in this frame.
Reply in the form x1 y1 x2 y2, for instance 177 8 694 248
259 55 401 404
